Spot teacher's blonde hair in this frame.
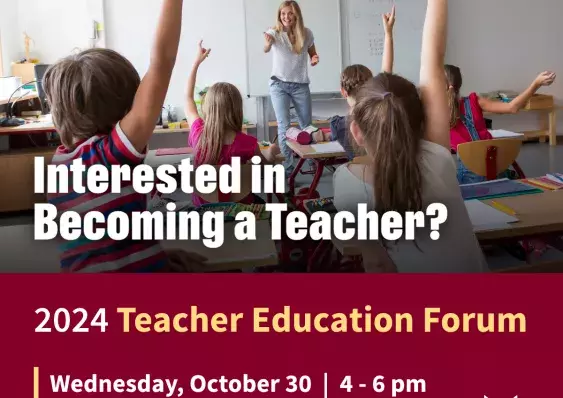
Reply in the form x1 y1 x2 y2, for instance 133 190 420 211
275 1 306 54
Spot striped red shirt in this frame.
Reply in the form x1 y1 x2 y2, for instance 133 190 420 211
47 123 166 273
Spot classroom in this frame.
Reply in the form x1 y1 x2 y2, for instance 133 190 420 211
1 0 563 273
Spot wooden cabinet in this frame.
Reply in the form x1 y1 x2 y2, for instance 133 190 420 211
0 148 54 212
485 95 558 146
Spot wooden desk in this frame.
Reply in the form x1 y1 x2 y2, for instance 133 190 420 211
0 143 280 213
477 190 563 241
285 141 348 200
0 147 54 213
286 141 347 159
268 119 331 128
0 221 277 273
145 147 285 168
0 92 39 107
0 118 56 134
483 98 557 146
0 117 257 136
161 220 278 271
331 190 563 264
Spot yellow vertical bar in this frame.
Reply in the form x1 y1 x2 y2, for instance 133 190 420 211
34 367 39 398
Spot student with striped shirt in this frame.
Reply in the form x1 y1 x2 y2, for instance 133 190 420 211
45 0 205 273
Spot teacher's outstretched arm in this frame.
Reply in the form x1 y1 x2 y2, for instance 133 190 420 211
264 32 274 53
308 44 319 66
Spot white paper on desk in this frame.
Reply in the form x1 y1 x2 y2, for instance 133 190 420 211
310 141 345 153
464 200 519 232
490 129 524 139
545 174 563 185
145 151 193 168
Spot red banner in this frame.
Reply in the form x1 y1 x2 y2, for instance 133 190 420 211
0 275 560 397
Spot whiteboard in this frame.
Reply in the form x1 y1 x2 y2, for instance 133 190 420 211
105 0 247 115
244 0 343 96
105 0 249 112
346 0 426 84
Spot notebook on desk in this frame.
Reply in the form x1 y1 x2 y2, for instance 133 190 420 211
461 179 542 201
523 175 563 191
310 141 345 153
155 147 192 156
490 129 524 139
464 200 519 232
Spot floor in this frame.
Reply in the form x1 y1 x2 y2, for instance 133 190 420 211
1 140 563 228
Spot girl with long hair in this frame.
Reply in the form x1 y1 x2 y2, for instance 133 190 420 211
446 64 555 183
186 41 279 206
333 0 486 273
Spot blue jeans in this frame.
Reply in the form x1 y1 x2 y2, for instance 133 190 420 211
457 157 487 185
456 157 514 184
269 79 312 170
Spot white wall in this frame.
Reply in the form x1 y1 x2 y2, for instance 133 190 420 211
0 0 19 75
105 0 257 123
15 0 100 63
446 0 563 133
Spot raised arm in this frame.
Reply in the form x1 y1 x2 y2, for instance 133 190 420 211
120 0 183 153
419 0 449 149
264 31 274 53
478 71 556 114
307 29 319 66
308 45 319 66
382 6 395 73
186 40 211 127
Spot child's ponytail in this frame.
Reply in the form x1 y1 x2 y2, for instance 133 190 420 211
351 74 425 215
445 64 463 128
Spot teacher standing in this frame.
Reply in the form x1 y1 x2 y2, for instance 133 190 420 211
264 0 319 173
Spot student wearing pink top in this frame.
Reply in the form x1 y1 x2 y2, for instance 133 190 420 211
446 65 556 183
185 41 280 206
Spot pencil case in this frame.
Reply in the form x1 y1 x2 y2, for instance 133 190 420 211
286 127 313 145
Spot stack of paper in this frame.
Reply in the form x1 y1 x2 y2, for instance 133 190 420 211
489 129 524 139
546 173 563 184
461 179 542 201
310 141 345 154
464 200 519 232
523 175 563 190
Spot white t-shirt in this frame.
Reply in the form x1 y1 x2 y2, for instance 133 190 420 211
266 27 314 84
333 140 487 273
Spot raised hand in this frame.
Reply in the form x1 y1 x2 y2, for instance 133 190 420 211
195 40 211 65
311 54 319 66
264 32 274 45
382 5 396 34
535 71 556 87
